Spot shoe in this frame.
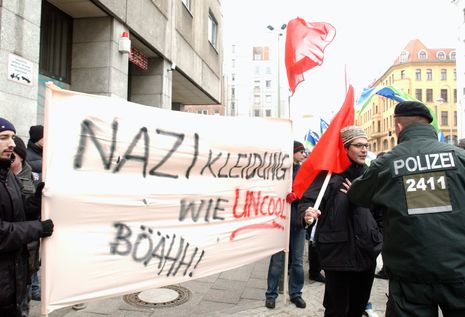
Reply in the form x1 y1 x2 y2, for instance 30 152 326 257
265 298 275 309
72 303 87 310
290 296 306 308
374 269 388 280
309 273 326 283
31 294 41 301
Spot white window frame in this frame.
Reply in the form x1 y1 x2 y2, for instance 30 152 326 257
208 12 218 48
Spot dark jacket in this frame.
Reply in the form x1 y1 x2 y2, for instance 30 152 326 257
299 164 382 272
349 123 465 283
16 161 41 274
0 158 43 310
290 163 305 230
26 141 42 181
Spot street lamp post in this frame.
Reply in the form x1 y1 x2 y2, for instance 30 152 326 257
267 24 287 118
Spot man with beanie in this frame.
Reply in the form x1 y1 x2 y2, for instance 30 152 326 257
26 125 44 182
299 126 382 317
0 118 54 317
349 101 465 316
264 141 307 309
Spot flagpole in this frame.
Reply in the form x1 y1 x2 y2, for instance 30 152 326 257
309 171 332 242
283 89 292 306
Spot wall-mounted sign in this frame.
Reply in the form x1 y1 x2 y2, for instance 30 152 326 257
7 53 33 86
130 47 148 70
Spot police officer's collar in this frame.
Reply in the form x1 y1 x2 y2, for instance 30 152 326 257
398 123 437 143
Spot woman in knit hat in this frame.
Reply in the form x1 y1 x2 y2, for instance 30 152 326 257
299 125 382 317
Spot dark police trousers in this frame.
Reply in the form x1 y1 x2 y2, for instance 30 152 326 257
386 279 465 317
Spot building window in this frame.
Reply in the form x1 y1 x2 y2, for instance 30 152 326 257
266 80 272 88
454 89 457 102
252 46 269 61
231 87 235 97
437 51 446 60
426 89 433 102
254 109 260 117
254 95 260 104
454 68 457 80
455 111 457 126
266 67 271 74
426 69 432 81
415 69 421 80
265 109 271 117
253 85 260 93
265 95 272 103
450 51 456 60
400 51 408 63
255 66 260 75
198 109 208 115
415 89 422 101
441 89 448 102
400 70 405 79
418 50 427 60
441 69 447 81
231 73 235 81
182 0 192 12
253 47 263 60
39 1 73 83
441 111 448 126
208 12 218 48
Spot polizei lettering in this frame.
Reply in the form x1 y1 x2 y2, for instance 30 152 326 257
392 152 457 176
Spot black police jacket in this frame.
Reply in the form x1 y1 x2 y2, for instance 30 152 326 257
350 123 465 283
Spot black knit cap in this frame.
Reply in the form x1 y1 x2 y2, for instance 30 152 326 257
294 141 304 153
29 125 44 143
13 136 27 160
0 117 16 133
394 101 433 123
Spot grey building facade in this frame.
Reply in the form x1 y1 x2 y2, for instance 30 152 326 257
0 0 223 138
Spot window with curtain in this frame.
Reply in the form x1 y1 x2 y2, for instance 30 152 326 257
39 1 73 83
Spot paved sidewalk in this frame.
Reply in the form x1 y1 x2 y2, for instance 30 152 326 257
30 254 388 317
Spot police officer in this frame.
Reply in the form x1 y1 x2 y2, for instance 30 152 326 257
348 101 465 317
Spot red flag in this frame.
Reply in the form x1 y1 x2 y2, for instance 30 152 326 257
285 17 336 95
293 85 355 198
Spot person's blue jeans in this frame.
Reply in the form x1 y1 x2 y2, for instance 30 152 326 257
266 228 306 299
31 272 40 299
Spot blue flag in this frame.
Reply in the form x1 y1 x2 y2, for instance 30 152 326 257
320 118 329 135
438 130 445 142
305 129 320 152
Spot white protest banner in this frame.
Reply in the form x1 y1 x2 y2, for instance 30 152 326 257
41 84 293 314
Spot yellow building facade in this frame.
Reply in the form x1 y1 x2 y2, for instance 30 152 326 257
355 39 457 154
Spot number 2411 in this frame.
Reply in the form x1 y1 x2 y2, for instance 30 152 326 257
406 176 446 192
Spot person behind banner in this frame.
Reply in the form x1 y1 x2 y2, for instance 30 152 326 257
0 118 54 317
299 126 382 317
264 141 307 309
348 101 465 317
10 136 41 317
26 125 43 302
